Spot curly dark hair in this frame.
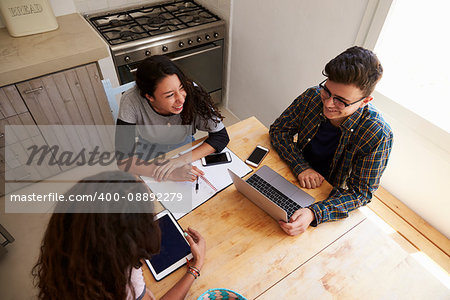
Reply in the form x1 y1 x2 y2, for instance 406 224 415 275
323 46 383 97
32 171 161 300
135 55 224 127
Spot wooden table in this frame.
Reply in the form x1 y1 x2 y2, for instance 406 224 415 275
143 117 449 299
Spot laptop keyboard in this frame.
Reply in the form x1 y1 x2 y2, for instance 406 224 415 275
246 174 302 219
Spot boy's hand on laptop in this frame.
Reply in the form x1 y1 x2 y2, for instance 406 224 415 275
279 208 315 236
297 169 324 189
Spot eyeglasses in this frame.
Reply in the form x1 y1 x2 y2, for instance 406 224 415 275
319 79 366 109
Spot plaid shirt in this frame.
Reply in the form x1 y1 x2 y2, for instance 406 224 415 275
269 87 393 226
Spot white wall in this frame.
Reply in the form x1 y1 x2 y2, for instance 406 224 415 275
48 0 77 15
228 0 369 126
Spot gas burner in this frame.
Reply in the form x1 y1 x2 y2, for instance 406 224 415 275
178 2 197 12
135 13 187 35
177 10 216 26
165 1 198 12
147 16 165 26
91 13 134 29
109 19 121 27
102 24 149 44
199 11 214 19
120 31 135 39
145 23 188 36
177 14 194 23
149 26 171 35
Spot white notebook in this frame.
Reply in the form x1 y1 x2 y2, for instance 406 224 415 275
142 147 252 219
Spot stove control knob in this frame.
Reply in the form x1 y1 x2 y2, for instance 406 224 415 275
214 32 219 38
162 45 168 52
124 56 131 62
188 39 193 45
205 34 210 40
197 37 202 43
179 41 184 48
145 50 151 56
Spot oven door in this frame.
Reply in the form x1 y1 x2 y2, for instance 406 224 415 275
168 40 223 103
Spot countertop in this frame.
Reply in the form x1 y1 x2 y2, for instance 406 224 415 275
0 13 109 87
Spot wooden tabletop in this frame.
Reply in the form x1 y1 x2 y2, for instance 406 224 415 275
142 117 449 299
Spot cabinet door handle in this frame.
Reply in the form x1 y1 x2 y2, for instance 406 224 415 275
23 86 43 94
0 133 4 138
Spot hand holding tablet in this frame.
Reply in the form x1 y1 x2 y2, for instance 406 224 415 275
145 210 206 281
184 227 206 270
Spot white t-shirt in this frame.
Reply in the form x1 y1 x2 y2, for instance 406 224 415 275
126 267 147 300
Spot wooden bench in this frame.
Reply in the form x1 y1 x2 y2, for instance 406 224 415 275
368 186 450 272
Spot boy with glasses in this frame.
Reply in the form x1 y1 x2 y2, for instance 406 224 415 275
269 46 393 236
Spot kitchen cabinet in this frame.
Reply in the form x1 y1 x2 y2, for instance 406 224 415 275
1 63 114 195
0 85 60 194
16 63 114 126
16 63 115 167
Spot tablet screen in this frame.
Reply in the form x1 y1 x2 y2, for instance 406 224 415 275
149 214 191 274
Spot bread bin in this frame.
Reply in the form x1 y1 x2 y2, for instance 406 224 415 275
0 0 58 37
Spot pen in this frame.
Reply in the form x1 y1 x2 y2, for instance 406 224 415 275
195 176 199 193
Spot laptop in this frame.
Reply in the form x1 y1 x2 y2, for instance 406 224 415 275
228 165 315 222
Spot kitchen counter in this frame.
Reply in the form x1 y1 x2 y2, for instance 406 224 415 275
0 13 109 87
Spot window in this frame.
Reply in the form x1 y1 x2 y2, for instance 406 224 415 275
373 0 450 132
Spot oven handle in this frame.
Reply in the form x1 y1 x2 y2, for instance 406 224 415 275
127 44 222 73
129 65 138 74
171 45 222 61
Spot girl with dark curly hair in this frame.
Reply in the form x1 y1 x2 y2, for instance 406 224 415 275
115 55 229 182
32 171 206 300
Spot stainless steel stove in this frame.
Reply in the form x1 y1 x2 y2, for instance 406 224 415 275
85 0 225 102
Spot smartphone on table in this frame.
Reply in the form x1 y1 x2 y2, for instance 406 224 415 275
201 151 232 167
245 145 269 167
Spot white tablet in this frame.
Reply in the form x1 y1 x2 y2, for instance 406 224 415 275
145 210 193 281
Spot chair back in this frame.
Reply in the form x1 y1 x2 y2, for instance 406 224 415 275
101 79 136 120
